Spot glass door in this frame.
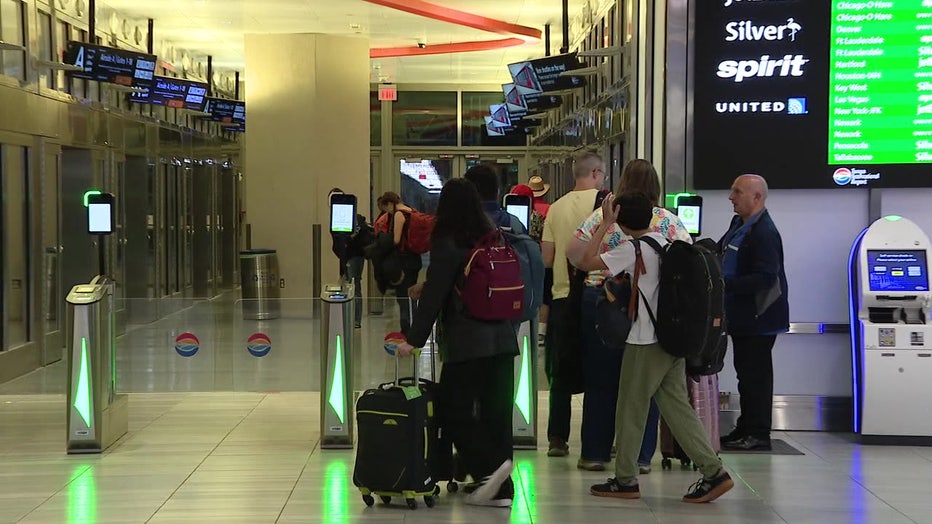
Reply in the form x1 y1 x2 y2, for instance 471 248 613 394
395 156 454 215
1 143 32 352
40 141 63 363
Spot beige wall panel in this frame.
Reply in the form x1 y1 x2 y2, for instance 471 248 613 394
244 34 370 299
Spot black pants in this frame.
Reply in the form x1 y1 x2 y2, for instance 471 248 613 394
393 253 422 336
545 298 578 442
438 354 514 491
732 334 777 439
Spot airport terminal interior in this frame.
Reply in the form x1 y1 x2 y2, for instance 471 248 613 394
3 0 932 522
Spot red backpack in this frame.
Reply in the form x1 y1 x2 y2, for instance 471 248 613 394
456 230 525 321
401 210 435 254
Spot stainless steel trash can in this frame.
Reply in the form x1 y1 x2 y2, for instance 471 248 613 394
240 249 281 320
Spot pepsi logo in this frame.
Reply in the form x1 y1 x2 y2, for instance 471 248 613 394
833 168 853 186
247 333 272 357
174 332 200 357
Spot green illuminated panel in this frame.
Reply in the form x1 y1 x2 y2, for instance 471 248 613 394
74 338 93 428
323 460 349 520
515 335 532 425
68 469 96 524
828 3 932 164
82 190 101 207
328 335 346 425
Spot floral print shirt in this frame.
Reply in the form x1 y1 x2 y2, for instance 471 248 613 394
574 206 693 287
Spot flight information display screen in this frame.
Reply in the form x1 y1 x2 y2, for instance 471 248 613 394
693 1 932 189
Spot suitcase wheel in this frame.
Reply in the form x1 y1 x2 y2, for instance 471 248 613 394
680 459 691 469
380 495 391 505
433 485 441 496
406 498 418 510
447 481 459 493
693 464 699 471
661 458 672 471
362 494 375 507
424 495 436 508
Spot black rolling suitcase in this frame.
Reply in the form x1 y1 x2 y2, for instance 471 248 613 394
353 316 448 509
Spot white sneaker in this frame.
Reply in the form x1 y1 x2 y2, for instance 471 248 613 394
465 460 514 507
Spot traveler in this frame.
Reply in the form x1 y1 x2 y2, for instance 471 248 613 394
376 192 423 336
396 178 517 508
566 159 691 472
540 151 607 458
718 174 789 451
576 192 734 503
464 164 527 233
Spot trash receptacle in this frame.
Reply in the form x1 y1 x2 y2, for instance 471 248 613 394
240 249 280 320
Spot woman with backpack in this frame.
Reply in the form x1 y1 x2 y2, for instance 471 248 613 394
395 179 517 508
376 192 423 336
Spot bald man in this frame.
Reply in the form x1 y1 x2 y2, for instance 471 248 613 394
717 175 789 451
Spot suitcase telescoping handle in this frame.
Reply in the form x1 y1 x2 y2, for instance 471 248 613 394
409 297 438 383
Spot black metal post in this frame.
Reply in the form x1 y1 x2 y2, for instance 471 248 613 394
206 55 213 95
147 19 154 54
545 24 551 56
88 0 97 43
234 71 240 99
560 0 569 54
98 237 106 278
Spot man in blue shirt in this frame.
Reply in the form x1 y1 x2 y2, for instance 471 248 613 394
717 175 790 451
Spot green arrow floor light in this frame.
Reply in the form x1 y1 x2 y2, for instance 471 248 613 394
74 338 93 428
328 334 346 425
515 335 532 425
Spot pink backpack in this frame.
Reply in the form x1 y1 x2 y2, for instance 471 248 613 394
457 230 525 321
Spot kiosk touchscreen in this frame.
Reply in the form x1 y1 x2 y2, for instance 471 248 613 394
330 193 357 234
675 195 702 237
504 194 531 232
849 216 932 443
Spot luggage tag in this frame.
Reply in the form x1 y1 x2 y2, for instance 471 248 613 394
401 386 422 400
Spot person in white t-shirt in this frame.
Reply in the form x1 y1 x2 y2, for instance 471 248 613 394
574 192 733 504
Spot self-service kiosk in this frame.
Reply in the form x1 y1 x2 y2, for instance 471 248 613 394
850 216 932 444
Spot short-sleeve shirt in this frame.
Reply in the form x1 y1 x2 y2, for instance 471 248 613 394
600 231 667 344
575 207 692 287
542 189 599 299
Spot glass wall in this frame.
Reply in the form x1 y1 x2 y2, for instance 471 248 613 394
1 144 30 350
392 91 456 147
370 91 381 147
462 92 528 147
0 0 26 80
398 159 452 215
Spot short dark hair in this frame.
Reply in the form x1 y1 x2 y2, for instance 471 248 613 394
614 192 653 231
463 164 499 201
377 191 401 207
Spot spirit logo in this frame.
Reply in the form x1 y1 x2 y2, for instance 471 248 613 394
717 54 809 82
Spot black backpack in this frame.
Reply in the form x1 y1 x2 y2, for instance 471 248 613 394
639 236 728 376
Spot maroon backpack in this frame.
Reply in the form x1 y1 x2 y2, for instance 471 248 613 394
456 230 525 321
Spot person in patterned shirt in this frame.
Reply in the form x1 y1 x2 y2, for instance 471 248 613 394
565 159 692 473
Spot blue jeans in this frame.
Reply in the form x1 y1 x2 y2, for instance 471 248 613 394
345 256 364 324
581 286 658 464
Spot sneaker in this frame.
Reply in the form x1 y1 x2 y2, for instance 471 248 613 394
576 458 606 471
462 481 480 494
547 438 569 457
466 460 514 508
722 435 771 451
682 471 734 503
638 465 652 474
590 477 640 499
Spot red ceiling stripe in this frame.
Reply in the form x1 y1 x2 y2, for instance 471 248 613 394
370 38 526 59
363 0 541 40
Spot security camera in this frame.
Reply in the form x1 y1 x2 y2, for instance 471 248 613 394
417 40 427 49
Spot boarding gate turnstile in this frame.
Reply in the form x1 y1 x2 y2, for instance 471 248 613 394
513 320 538 448
320 283 355 449
65 276 128 453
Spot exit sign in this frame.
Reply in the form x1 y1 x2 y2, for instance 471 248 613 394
378 84 397 101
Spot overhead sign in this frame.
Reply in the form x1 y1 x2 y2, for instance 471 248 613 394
131 76 209 111
507 52 587 95
203 97 245 123
63 42 156 88
694 0 932 189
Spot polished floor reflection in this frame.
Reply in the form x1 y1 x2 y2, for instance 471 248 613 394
2 391 932 523
1 297 931 522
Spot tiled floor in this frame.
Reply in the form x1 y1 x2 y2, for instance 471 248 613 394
2 299 932 522
2 390 932 523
